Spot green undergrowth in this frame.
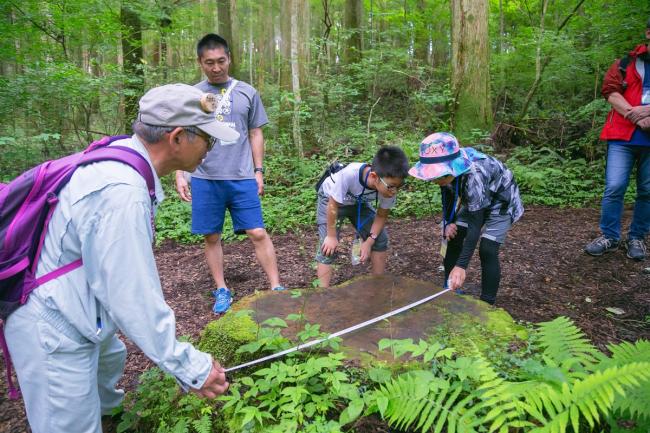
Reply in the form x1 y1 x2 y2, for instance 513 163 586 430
116 315 650 433
154 142 619 245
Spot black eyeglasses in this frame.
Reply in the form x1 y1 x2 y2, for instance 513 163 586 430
378 176 402 192
186 128 217 152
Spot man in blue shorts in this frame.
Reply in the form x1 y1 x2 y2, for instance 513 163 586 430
175 34 284 313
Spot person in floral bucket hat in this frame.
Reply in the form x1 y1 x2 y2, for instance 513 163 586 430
410 132 524 304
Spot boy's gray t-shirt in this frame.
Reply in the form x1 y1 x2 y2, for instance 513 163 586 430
320 163 397 209
192 79 268 180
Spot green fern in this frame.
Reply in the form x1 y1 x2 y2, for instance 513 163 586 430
368 358 504 433
368 319 650 433
369 371 471 433
536 316 600 372
599 339 650 367
191 416 212 433
523 363 650 432
597 340 650 421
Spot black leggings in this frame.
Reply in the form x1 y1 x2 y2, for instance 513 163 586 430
443 225 501 305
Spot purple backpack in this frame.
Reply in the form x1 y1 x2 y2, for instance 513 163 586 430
0 135 155 398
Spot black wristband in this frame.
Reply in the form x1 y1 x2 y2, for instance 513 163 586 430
254 167 265 174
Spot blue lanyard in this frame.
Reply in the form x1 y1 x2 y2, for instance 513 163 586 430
441 178 459 232
356 167 377 237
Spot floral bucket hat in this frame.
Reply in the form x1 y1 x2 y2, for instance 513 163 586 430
409 132 484 181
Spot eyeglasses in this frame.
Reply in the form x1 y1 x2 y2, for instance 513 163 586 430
378 176 402 192
187 128 217 152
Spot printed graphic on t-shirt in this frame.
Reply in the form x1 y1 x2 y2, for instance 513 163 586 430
214 87 237 146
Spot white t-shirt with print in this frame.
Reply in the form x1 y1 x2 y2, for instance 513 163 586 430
320 162 397 209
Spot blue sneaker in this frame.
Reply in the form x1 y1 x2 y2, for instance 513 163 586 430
212 288 232 314
271 286 286 291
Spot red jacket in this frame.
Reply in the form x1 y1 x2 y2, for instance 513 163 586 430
600 44 649 141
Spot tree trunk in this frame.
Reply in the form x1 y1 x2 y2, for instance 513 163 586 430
248 9 254 84
450 0 492 141
278 0 292 134
120 2 144 132
299 0 311 86
159 5 172 80
265 0 275 79
217 0 237 77
413 0 428 63
230 0 241 77
343 0 363 64
290 0 303 157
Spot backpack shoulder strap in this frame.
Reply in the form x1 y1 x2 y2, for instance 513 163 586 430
77 145 156 202
619 54 631 79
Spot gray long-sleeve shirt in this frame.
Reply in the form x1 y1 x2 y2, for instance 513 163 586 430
30 135 212 389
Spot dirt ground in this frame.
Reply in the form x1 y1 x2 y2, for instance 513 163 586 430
1 206 649 433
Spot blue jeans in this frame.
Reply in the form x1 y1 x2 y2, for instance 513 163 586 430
599 144 650 240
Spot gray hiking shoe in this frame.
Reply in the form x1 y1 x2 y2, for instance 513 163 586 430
624 238 647 261
585 236 619 256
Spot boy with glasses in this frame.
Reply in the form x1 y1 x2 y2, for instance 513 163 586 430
315 146 409 288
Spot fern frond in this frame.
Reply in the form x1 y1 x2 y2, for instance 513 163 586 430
536 317 600 371
598 339 650 369
526 362 650 432
594 340 650 420
370 370 476 433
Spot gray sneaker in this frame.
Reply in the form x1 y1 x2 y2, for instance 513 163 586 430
585 236 620 256
624 238 647 261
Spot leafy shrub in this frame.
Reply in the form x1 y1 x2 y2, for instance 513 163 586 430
116 368 216 433
506 146 626 207
220 353 355 432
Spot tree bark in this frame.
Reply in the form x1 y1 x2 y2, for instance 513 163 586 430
217 0 237 77
277 0 292 133
413 0 429 63
299 0 311 86
159 4 172 80
120 2 144 132
290 0 303 157
451 0 492 141
343 0 363 64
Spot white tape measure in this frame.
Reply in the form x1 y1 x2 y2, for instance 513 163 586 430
224 287 452 373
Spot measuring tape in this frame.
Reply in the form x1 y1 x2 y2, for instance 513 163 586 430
224 287 453 373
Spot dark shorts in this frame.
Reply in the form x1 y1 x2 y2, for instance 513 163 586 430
315 193 389 265
191 178 264 235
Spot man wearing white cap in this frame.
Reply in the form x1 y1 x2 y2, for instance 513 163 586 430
4 84 237 433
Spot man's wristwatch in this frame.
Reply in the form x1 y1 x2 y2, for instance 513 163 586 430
369 232 378 240
254 167 265 174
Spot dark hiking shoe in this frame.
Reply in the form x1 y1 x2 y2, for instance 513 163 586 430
624 238 647 261
584 236 619 256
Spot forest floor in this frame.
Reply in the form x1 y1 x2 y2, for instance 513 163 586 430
1 206 649 433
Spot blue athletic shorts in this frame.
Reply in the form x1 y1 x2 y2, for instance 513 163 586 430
191 178 265 235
